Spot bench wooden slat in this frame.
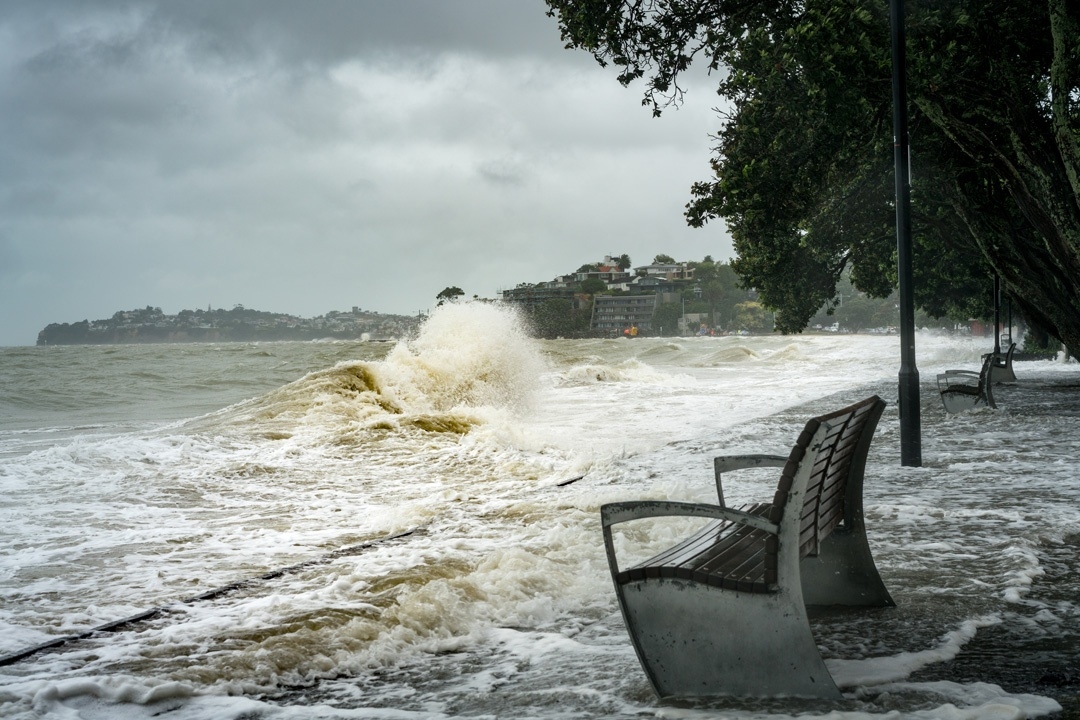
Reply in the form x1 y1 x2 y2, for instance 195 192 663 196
698 527 765 576
618 504 774 585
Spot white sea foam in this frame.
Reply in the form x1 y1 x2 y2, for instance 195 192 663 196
830 616 1003 687
1 307 1077 719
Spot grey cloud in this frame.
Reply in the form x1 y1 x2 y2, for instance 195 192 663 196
146 0 570 64
0 1 733 346
2 0 570 66
477 158 527 187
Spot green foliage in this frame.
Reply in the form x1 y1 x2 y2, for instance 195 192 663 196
436 286 465 305
580 277 608 295
652 302 682 336
652 254 676 264
1023 325 1065 355
689 258 738 329
733 302 773 334
547 0 1080 355
615 254 632 270
523 298 593 338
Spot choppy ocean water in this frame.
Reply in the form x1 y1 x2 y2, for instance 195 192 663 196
2 302 1079 719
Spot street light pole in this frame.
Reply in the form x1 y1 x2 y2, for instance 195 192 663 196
994 274 1002 355
891 0 921 466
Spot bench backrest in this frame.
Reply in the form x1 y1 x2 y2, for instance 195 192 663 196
979 352 994 384
977 352 998 404
766 396 885 574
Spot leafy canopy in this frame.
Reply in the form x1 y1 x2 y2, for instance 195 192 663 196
547 0 1080 354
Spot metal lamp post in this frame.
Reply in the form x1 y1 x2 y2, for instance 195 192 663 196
891 0 921 466
994 274 1002 355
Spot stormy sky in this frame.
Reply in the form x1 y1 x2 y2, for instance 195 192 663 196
0 0 732 346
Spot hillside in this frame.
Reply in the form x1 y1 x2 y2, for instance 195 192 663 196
37 305 420 345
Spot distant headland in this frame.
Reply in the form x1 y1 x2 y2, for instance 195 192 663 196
37 305 421 346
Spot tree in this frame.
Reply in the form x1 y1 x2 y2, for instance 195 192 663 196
835 294 893 333
652 254 676 264
615 253 632 270
436 286 465 305
577 263 599 273
546 0 1080 355
653 301 682 336
734 302 773 334
523 297 593 338
689 258 726 328
581 277 608 295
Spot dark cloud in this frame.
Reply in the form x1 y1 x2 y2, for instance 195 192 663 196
2 0 569 65
0 1 733 346
155 0 568 62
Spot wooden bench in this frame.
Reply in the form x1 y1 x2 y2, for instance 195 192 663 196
937 352 997 413
600 395 893 699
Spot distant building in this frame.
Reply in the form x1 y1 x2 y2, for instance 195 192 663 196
591 294 658 333
575 266 630 285
500 283 589 310
634 262 694 280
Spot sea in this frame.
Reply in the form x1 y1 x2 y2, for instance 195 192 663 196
2 301 1080 720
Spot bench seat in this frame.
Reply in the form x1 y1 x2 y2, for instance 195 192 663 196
618 503 775 591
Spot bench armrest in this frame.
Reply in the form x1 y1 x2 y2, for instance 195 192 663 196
937 371 979 392
601 500 778 534
600 500 778 578
713 454 787 505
